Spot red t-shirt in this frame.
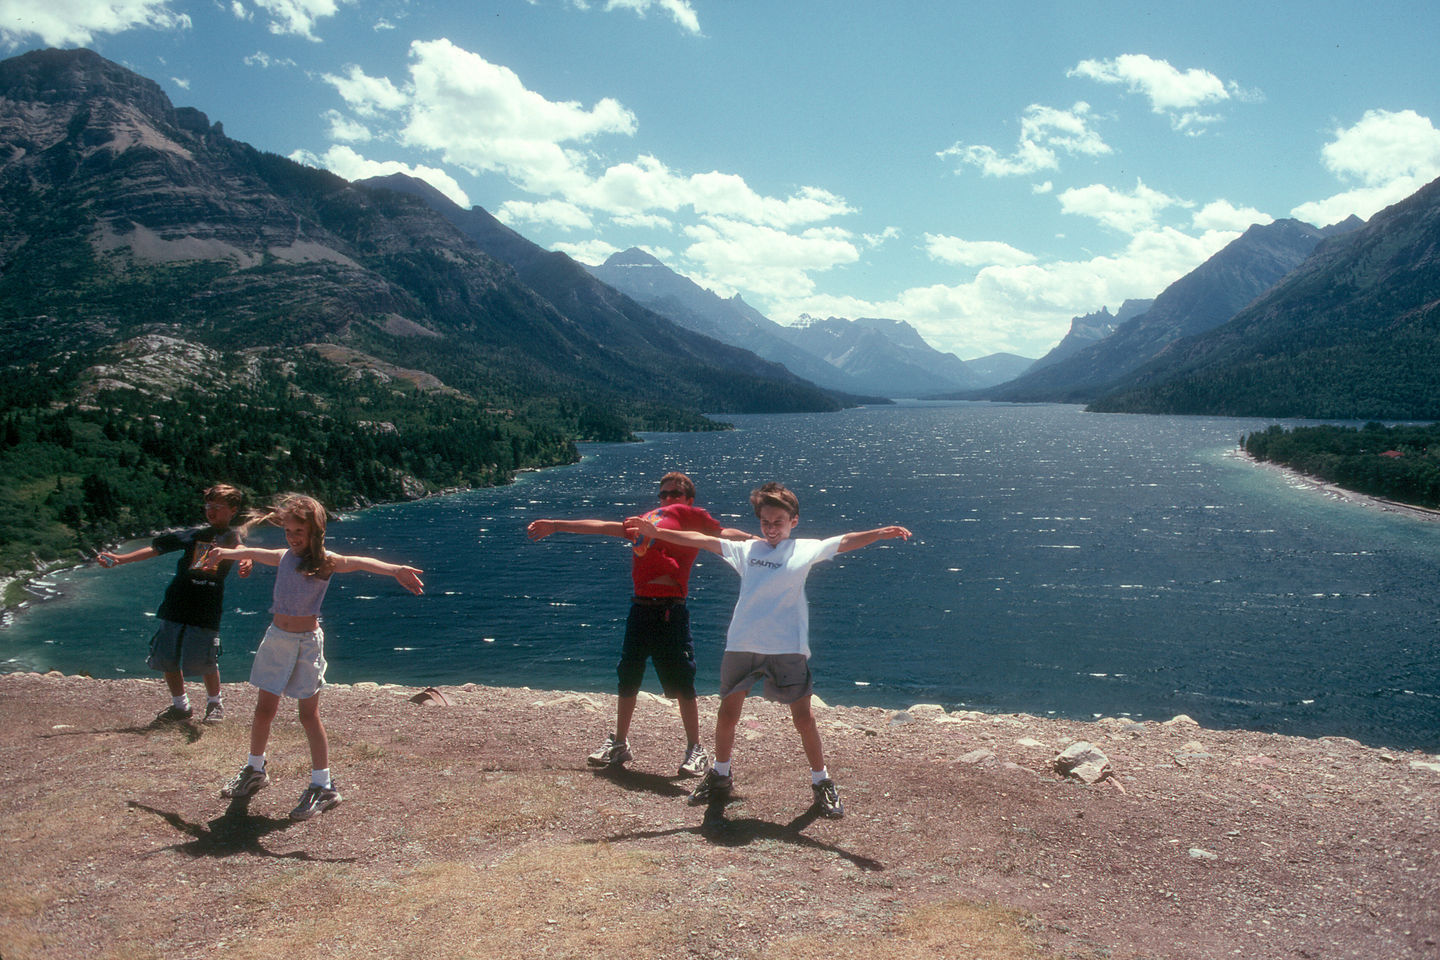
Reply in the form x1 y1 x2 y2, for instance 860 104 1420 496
631 503 723 598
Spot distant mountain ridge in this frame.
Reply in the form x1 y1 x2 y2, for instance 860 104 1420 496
1093 178 1440 419
985 218 1354 403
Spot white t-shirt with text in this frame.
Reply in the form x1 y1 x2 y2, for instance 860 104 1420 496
717 536 844 657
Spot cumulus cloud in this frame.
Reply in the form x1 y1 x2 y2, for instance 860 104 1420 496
766 225 1238 358
292 145 471 208
924 235 1036 269
324 109 371 143
552 238 625 265
248 0 351 40
1070 54 1238 132
601 0 700 34
1 0 190 47
320 64 408 117
1292 108 1440 225
497 199 595 231
682 218 860 300
1058 179 1185 234
939 102 1109 177
1191 199 1271 232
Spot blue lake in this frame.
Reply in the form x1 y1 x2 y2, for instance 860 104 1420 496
4 402 1437 751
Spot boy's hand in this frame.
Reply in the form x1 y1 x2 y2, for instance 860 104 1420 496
622 516 656 540
395 566 425 595
882 526 912 541
526 520 555 541
96 552 119 568
238 559 253 578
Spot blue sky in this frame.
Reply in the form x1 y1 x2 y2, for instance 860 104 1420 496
4 1 1439 360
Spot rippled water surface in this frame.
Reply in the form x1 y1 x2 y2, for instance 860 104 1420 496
6 403 1437 750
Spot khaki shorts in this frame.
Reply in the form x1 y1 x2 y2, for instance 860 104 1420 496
717 651 812 704
248 624 327 700
146 620 220 676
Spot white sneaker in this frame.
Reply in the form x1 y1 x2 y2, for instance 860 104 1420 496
678 743 709 777
586 733 632 767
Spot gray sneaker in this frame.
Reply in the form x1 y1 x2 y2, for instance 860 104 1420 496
220 764 270 798
678 742 709 777
687 768 732 806
202 701 225 724
587 734 632 767
156 705 193 723
290 782 342 821
811 778 844 819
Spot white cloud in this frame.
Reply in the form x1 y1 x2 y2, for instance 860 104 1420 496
552 238 624 265
247 0 351 40
292 145 472 208
612 211 675 230
602 0 700 34
243 51 296 69
1292 109 1440 225
682 218 860 300
324 109 371 143
320 64 408 117
939 102 1109 177
1070 54 1236 132
171 76 189 90
1 0 190 47
1058 179 1185 234
766 226 1237 358
497 199 595 231
924 235 1036 269
1191 199 1271 232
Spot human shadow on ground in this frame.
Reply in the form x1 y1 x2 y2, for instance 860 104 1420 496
593 764 693 799
126 797 355 863
42 714 206 744
594 797 884 872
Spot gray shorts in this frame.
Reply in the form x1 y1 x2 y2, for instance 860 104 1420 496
146 620 220 676
248 624 327 700
717 651 813 704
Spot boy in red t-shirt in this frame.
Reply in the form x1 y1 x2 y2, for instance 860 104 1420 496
527 472 753 775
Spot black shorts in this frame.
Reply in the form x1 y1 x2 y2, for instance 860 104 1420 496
616 600 697 699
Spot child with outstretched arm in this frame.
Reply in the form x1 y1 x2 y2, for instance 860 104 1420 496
98 483 253 724
626 481 910 819
198 494 424 821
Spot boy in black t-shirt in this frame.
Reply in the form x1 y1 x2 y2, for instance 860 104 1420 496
99 484 251 723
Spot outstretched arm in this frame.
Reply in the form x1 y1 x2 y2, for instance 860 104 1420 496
719 527 757 541
97 546 158 568
198 545 287 568
837 525 912 554
330 554 425 595
526 518 626 541
623 517 725 555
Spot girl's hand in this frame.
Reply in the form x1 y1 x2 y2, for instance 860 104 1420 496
194 547 226 571
395 566 425 595
526 520 555 541
237 559 253 578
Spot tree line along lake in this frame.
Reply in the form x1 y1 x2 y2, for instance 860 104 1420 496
4 402 1437 752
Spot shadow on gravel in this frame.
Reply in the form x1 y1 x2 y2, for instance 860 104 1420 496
126 798 356 863
593 764 693 799
595 798 884 872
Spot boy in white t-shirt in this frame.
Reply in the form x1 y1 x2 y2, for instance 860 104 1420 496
626 482 910 819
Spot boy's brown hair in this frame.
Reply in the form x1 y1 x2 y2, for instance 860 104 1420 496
750 481 799 518
203 483 244 509
659 471 695 499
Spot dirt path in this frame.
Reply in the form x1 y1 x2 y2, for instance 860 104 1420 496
2 672 1437 959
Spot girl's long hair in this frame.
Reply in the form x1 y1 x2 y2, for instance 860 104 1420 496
238 493 332 577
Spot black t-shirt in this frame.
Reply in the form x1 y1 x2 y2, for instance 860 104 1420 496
152 525 240 630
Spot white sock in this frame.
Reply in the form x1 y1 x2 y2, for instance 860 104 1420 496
207 694 222 706
811 768 829 785
173 694 190 711
712 760 731 777
311 768 332 788
248 754 266 771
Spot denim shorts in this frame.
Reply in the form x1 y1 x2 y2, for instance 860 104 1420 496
717 651 812 704
146 620 220 676
617 601 697 699
248 624 327 700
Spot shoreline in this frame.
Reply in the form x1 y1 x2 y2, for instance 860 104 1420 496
1229 448 1440 522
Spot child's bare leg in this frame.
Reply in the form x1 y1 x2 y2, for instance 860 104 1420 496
297 693 329 771
249 690 281 758
614 694 637 742
713 690 747 764
202 668 221 699
678 693 702 746
789 695 826 772
162 670 186 697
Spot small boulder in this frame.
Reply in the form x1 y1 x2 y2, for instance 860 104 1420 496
1053 741 1112 784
